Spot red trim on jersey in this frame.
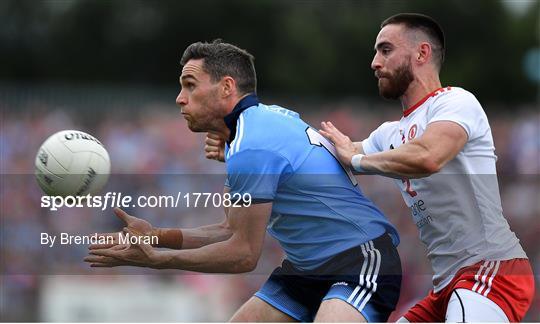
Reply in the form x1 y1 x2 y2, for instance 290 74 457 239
403 86 452 117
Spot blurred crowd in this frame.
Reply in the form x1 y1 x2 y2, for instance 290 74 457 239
1 99 539 321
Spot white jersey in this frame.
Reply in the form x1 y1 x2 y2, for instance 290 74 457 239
362 86 527 292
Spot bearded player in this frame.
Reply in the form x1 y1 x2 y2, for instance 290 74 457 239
319 13 535 322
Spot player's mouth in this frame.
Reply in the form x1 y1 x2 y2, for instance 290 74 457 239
375 72 389 79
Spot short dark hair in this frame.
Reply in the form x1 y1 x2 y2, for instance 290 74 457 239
382 13 445 69
180 39 257 95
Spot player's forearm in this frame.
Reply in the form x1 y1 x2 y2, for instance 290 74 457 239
359 141 440 178
150 197 270 273
153 223 232 250
180 224 233 249
154 236 258 273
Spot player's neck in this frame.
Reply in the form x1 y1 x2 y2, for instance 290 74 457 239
209 122 230 142
400 75 441 111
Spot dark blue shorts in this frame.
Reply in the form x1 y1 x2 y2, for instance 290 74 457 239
255 233 402 322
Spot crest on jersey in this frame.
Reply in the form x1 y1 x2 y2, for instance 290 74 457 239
408 124 418 140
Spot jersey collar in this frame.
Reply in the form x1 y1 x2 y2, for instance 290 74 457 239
224 93 259 143
403 86 451 117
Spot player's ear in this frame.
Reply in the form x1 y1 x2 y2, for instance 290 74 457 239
221 76 236 98
417 42 431 65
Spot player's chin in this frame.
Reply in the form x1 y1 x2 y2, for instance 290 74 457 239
185 121 203 133
377 77 390 88
378 82 387 96
378 83 399 99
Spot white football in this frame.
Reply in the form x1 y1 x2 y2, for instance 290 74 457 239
35 130 111 197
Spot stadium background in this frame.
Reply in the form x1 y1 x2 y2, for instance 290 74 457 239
1 0 539 321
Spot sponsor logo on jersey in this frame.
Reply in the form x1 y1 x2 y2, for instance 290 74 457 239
408 124 418 140
415 215 433 228
332 282 349 287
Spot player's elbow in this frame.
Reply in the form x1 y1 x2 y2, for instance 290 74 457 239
408 142 444 176
239 256 259 272
419 157 442 175
233 252 259 273
231 243 260 273
409 151 441 177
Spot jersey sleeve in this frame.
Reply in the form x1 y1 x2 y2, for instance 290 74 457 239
226 149 291 201
362 122 395 154
427 90 487 140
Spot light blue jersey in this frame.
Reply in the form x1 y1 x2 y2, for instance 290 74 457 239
224 95 399 270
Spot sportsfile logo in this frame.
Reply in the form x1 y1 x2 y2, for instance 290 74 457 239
40 192 253 211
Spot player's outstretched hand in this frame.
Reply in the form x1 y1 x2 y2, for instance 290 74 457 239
319 121 357 168
88 208 154 250
205 132 225 162
84 228 165 268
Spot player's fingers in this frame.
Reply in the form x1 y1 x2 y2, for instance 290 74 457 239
321 121 333 129
324 121 345 136
88 243 117 250
325 121 337 129
89 232 120 239
84 255 117 263
318 130 334 142
204 144 220 153
84 255 101 263
322 123 350 145
113 207 132 224
90 263 116 268
322 121 343 136
112 244 131 251
320 122 336 135
89 248 119 258
122 228 152 251
123 228 151 249
135 241 154 255
205 137 222 146
319 125 341 141
87 232 120 249
205 152 219 160
206 132 222 140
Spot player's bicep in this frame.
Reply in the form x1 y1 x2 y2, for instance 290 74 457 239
416 120 468 166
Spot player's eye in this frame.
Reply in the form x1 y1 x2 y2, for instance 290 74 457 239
182 82 195 91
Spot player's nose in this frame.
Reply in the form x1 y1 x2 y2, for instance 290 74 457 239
176 91 188 108
371 54 382 71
